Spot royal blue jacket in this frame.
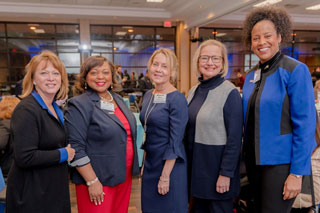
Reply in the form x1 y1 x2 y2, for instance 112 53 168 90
242 55 316 175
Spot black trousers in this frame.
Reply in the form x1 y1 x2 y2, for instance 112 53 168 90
245 161 296 213
193 197 233 213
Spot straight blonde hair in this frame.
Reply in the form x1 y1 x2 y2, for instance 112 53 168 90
147 48 178 85
21 51 68 100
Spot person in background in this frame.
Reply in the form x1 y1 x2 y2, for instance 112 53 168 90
0 96 20 178
140 48 188 212
139 70 154 95
186 39 243 213
113 65 123 93
312 67 320 87
6 51 75 213
65 56 139 213
292 114 320 212
242 6 316 212
139 73 144 80
314 80 320 104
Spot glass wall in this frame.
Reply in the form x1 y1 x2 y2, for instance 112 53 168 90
199 27 320 88
0 22 80 96
90 25 176 77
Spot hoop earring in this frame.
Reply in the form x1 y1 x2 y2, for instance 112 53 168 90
85 82 87 90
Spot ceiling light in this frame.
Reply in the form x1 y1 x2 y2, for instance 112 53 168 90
207 13 214 19
216 33 226 37
306 4 320 10
34 29 45 33
30 26 37 30
146 0 163 2
116 31 127 36
254 0 282 7
128 29 134 33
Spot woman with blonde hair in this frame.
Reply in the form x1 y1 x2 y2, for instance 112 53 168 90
6 51 75 213
186 39 243 212
140 48 188 212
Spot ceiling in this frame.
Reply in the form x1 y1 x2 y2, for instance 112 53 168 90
0 0 319 30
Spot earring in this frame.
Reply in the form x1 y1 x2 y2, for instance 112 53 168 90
85 82 87 90
111 83 113 89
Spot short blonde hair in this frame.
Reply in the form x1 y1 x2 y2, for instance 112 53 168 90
21 51 68 100
192 39 229 78
147 48 178 84
0 96 20 119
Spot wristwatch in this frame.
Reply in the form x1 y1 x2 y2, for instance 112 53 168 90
290 174 302 179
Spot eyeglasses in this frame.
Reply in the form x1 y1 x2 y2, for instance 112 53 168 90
199 55 222 63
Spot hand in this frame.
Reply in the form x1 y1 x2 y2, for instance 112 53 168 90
65 144 75 162
158 176 170 195
216 175 230 193
88 180 105 205
283 174 302 200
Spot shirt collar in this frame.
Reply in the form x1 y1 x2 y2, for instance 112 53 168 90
32 91 64 126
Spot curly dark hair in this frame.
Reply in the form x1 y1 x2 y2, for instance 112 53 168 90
242 5 292 50
73 56 116 96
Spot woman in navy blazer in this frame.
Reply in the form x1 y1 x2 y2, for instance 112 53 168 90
65 56 139 213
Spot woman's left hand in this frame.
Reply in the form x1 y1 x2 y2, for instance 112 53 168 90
283 174 302 200
158 177 170 195
216 175 230 193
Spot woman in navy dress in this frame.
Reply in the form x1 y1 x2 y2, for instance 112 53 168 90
140 48 188 213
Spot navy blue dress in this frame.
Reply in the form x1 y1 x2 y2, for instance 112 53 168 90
140 90 188 213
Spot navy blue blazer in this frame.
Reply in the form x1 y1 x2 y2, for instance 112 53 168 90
65 89 140 186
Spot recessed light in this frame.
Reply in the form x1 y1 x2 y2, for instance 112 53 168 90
34 29 45 33
116 32 127 36
146 0 163 3
306 4 320 10
254 0 282 7
216 33 226 37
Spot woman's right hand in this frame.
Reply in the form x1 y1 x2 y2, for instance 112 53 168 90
65 144 75 162
88 180 105 205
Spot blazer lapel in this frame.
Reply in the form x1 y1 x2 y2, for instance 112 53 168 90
87 90 125 130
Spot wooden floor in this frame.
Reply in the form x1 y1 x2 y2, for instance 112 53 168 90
70 176 142 213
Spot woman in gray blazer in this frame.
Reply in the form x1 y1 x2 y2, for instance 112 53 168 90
65 56 139 213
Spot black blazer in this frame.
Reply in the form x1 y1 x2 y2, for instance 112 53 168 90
65 90 139 186
6 95 70 213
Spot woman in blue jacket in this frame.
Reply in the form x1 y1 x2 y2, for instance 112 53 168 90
65 56 139 213
242 6 316 213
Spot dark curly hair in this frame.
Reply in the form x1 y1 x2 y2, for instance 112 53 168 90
73 56 116 96
242 5 292 50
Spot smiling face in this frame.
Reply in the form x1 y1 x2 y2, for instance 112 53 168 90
149 53 171 86
33 60 61 100
86 62 112 96
251 19 282 64
198 44 223 80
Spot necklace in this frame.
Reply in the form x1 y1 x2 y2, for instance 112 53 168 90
100 90 113 103
144 93 157 132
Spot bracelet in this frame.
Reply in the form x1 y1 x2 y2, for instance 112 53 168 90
86 177 99 186
159 176 169 182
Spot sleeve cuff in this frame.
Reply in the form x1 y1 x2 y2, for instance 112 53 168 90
70 156 90 167
58 148 68 163
219 170 234 178
162 147 179 160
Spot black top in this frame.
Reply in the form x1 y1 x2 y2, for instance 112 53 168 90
6 95 70 213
